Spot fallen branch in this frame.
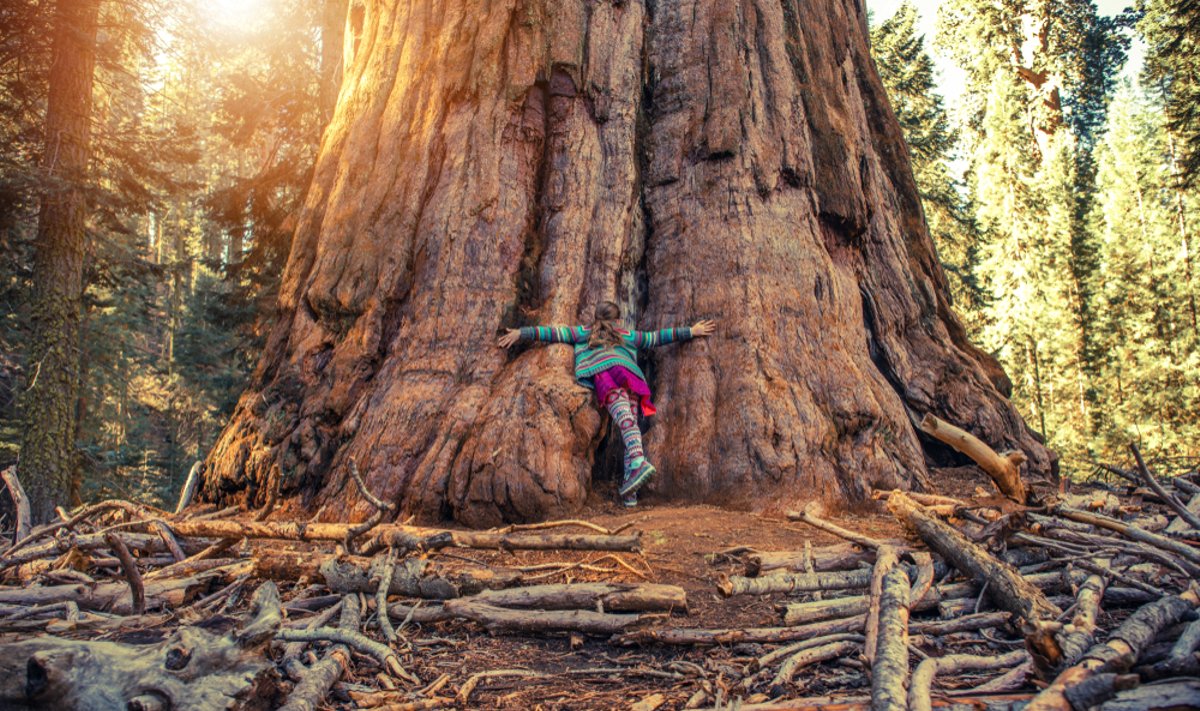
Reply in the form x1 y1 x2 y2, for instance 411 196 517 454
918 413 1027 503
276 626 418 683
786 502 888 550
0 467 30 544
718 568 873 597
104 532 144 615
1054 506 1200 575
457 669 544 705
908 650 1029 711
467 582 687 613
1057 573 1106 665
279 594 361 711
863 544 899 665
1131 443 1200 531
886 491 1063 668
1024 593 1196 711
174 461 203 514
443 599 643 635
869 566 910 711
771 640 861 689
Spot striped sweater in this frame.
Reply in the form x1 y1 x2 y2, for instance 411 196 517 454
518 325 694 387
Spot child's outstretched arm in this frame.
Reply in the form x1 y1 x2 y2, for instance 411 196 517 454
497 325 589 348
630 319 716 348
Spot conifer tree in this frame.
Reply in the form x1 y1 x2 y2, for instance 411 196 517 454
871 3 986 331
20 0 102 521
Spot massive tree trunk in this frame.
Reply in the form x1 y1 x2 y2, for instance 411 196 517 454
202 0 1054 526
20 0 100 523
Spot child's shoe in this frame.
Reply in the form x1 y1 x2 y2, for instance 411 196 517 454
620 490 638 508
619 457 656 498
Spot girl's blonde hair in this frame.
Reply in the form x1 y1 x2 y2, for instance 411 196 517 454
588 301 624 348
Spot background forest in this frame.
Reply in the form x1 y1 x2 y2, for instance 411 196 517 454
0 0 1196 509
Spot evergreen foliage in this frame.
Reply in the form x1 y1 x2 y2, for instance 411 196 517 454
0 0 327 507
871 3 987 330
1142 0 1200 185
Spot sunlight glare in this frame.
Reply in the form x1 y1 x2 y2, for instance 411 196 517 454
205 0 268 32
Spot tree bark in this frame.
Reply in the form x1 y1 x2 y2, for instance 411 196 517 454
19 0 101 524
201 0 1054 526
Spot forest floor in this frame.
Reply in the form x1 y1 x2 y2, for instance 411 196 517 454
391 469 980 709
401 502 899 709
5 462 1198 711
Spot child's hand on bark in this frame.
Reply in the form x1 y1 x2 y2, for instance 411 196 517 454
497 329 520 348
691 319 716 337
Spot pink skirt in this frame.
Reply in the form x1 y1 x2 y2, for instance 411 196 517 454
593 365 656 416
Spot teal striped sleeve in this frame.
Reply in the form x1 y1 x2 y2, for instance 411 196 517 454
629 327 693 348
518 325 590 343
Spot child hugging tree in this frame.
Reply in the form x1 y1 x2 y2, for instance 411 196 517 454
498 302 715 507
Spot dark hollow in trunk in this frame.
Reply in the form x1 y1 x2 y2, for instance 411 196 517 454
201 0 1054 526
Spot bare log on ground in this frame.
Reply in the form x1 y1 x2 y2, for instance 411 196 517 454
719 567 873 597
787 502 889 550
251 550 519 599
175 461 203 514
918 413 1027 503
909 611 1011 636
0 531 192 571
280 602 342 680
468 582 687 613
0 467 30 544
863 544 899 665
908 650 1028 711
0 563 240 613
1131 443 1200 531
754 633 866 671
770 640 861 690
0 582 282 709
1058 573 1106 665
163 518 639 552
959 660 1034 694
906 551 935 609
886 491 1063 667
614 615 867 646
275 627 417 683
1095 678 1200 710
1025 594 1196 711
745 544 873 576
443 599 642 635
374 547 399 642
279 594 362 711
1149 616 1200 677
1054 506 1200 576
869 566 909 711
872 489 966 512
1165 493 1200 535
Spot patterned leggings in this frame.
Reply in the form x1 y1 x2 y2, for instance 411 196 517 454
602 388 645 471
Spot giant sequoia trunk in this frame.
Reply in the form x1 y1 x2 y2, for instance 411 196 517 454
202 0 1053 526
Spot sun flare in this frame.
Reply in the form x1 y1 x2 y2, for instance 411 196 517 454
204 0 268 32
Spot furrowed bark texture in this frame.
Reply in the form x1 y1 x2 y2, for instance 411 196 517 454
202 0 1052 525
19 0 101 523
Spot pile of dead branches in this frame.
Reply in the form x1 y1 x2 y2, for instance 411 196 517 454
0 467 682 710
619 446 1199 710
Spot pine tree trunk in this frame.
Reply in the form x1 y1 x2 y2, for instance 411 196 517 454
202 0 1054 526
19 0 101 523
